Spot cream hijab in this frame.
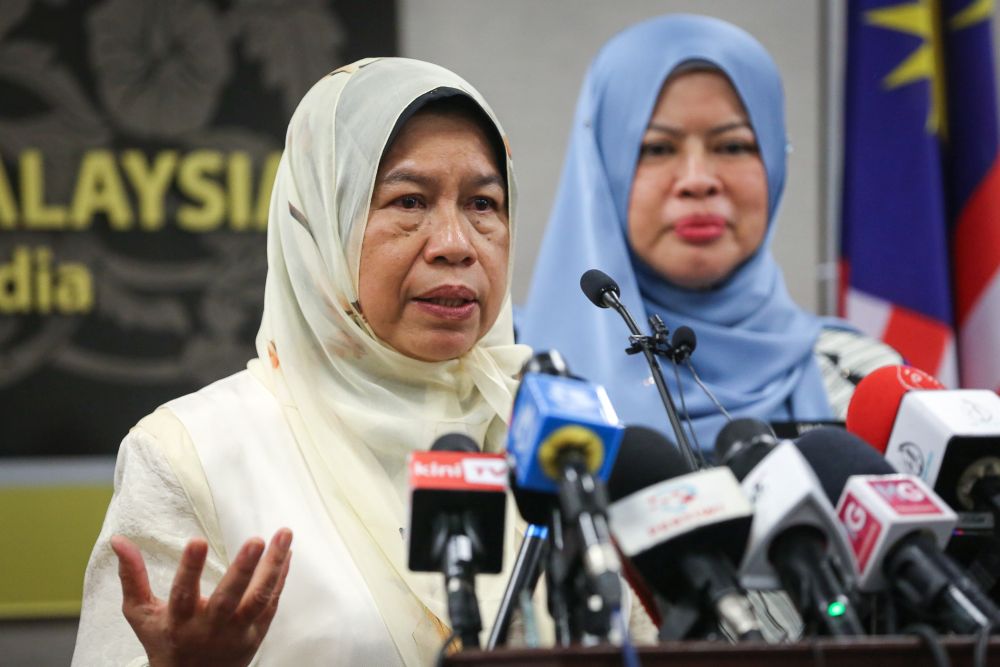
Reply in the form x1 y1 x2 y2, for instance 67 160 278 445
250 58 530 663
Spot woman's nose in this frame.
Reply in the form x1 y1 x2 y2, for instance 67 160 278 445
424 207 476 266
674 151 721 198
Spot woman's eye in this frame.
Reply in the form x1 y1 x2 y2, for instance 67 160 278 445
639 142 674 158
396 195 423 209
716 141 759 156
471 197 497 212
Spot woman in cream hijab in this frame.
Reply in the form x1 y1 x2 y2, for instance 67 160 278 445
73 57 530 666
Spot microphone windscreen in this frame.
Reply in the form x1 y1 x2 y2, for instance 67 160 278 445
580 269 619 308
795 427 896 503
845 365 944 453
607 425 684 501
519 350 571 378
671 325 697 354
714 418 776 478
431 432 480 453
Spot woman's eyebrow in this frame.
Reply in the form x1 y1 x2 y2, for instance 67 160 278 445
378 169 431 187
470 173 505 190
377 170 504 190
645 121 752 137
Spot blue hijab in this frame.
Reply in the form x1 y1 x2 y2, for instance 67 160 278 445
519 14 833 453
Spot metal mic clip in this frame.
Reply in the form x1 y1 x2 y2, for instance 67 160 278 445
625 315 677 359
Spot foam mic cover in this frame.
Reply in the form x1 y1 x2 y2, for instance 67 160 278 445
607 425 679 500
670 325 697 361
580 269 620 308
845 365 944 453
795 427 896 504
714 418 778 480
432 433 480 453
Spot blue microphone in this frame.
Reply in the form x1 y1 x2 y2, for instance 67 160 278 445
507 372 624 495
506 367 626 641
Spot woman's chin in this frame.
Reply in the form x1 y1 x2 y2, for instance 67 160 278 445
396 330 478 363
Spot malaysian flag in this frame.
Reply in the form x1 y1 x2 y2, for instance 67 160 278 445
840 0 1000 392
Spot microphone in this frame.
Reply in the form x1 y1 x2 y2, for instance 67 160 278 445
715 419 864 636
506 364 625 640
579 268 701 471
607 425 763 641
847 364 1000 524
845 365 944 454
407 433 508 649
670 326 697 363
796 428 1000 633
488 350 569 648
580 268 623 311
485 524 548 649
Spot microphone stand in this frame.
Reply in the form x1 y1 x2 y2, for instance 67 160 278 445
601 289 701 471
486 524 549 649
545 506 574 646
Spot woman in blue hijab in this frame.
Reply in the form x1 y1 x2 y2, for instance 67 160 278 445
520 14 898 453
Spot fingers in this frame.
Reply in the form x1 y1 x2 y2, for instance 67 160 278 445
234 528 293 623
253 550 293 638
111 535 154 608
206 536 266 623
167 538 209 622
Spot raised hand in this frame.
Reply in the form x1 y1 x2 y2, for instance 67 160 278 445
111 528 293 667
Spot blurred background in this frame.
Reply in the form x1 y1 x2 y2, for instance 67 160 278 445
2 0 998 662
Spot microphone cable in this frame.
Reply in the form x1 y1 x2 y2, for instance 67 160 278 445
613 609 642 667
669 357 709 468
683 356 734 422
903 623 951 667
435 631 460 667
975 622 992 667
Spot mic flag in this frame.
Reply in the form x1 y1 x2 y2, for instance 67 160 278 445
846 364 944 453
406 449 508 574
609 467 752 566
836 474 956 592
846 364 1000 513
507 372 623 498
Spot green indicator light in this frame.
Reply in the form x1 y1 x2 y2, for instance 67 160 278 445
827 601 846 617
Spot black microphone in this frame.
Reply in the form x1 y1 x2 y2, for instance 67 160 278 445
670 326 697 363
579 268 701 471
715 418 779 478
607 425 764 641
715 419 865 636
580 268 622 310
407 433 508 649
796 428 1000 634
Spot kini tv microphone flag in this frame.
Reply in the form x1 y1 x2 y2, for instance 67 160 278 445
407 434 508 650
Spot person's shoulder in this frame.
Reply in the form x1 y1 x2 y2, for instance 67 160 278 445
127 370 260 440
814 325 903 418
815 326 903 378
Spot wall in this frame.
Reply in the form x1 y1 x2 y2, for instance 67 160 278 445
400 0 826 312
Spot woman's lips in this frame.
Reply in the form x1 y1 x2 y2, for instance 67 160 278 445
413 286 479 320
672 215 727 244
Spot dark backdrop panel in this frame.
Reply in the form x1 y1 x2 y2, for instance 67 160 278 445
0 0 397 458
